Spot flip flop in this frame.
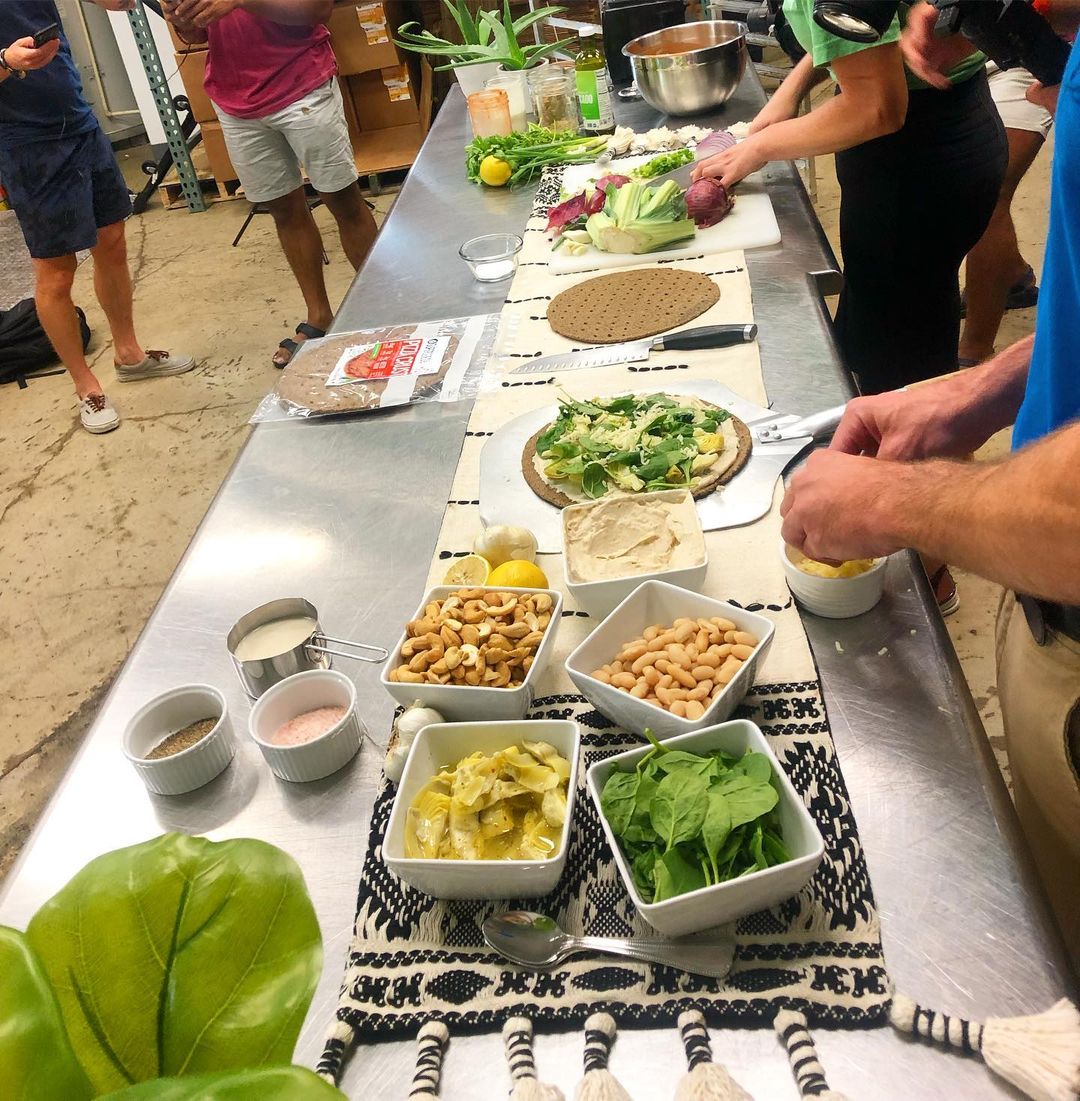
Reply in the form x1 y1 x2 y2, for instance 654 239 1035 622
273 322 326 368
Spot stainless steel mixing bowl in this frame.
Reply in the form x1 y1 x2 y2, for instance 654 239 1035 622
624 21 748 116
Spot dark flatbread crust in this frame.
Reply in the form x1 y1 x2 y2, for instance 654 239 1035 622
547 269 721 344
274 326 458 415
522 399 753 509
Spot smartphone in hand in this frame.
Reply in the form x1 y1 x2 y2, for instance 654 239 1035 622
32 23 60 48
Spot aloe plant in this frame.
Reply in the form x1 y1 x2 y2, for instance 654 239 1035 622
396 0 575 70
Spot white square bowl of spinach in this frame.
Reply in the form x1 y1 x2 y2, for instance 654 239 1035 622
586 720 824 937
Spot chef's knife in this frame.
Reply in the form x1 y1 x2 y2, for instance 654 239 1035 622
509 323 757 375
646 161 695 190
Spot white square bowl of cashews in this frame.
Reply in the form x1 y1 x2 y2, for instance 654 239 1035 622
565 580 775 739
381 585 564 721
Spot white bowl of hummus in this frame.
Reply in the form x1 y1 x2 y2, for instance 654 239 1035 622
562 490 708 618
780 540 887 619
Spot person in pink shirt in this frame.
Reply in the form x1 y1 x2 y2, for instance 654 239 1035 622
164 0 377 366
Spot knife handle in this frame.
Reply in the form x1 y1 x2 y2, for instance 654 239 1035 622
657 324 757 351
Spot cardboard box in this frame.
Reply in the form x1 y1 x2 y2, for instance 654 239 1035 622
199 121 237 183
167 18 206 54
175 50 216 124
347 64 419 130
329 2 402 75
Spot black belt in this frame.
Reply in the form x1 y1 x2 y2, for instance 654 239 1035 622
1018 594 1080 646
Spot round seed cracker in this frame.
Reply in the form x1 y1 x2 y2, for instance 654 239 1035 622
547 269 721 344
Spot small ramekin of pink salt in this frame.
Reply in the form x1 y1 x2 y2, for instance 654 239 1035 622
248 669 364 782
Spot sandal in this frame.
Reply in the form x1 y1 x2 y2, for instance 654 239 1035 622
273 322 326 368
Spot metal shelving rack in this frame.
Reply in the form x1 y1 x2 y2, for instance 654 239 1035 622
127 2 206 212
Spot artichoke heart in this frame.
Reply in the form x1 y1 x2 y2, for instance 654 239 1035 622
405 740 571 861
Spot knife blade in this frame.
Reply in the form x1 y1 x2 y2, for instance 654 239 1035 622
645 161 695 190
509 323 758 375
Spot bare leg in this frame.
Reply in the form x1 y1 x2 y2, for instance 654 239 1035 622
959 128 1044 363
267 187 334 366
33 254 102 399
319 180 378 271
91 220 145 366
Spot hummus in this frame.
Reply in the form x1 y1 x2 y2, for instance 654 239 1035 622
564 490 705 582
789 548 878 579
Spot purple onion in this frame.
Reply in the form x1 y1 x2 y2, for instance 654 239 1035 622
694 129 737 159
685 178 734 228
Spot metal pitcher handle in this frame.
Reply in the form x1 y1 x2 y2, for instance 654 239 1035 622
306 634 388 663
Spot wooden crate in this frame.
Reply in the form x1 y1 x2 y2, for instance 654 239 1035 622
157 144 242 211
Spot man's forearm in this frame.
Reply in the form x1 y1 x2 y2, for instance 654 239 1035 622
883 420 1080 602
944 332 1034 438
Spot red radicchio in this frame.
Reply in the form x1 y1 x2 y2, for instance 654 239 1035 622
546 192 587 232
585 174 630 215
685 178 734 228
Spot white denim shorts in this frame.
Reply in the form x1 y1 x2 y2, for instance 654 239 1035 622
987 62 1054 139
213 78 357 203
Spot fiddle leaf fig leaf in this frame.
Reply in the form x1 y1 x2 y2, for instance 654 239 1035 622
99 1066 344 1100
0 925 94 1101
25 834 322 1095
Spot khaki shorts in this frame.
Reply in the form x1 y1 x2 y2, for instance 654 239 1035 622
213 79 357 203
996 590 1080 971
987 62 1054 139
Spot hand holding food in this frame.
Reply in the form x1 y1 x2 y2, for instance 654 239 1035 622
591 616 760 720
690 135 769 190
406 741 571 860
388 589 554 687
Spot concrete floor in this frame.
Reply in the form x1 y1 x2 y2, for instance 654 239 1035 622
0 129 1050 878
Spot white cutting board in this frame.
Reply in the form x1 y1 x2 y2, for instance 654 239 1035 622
547 157 780 276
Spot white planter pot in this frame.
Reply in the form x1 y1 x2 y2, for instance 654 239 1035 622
454 61 501 98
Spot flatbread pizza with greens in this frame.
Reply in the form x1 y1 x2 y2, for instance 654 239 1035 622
522 392 752 508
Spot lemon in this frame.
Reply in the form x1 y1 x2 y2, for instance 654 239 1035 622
443 554 491 586
488 559 548 589
479 155 512 187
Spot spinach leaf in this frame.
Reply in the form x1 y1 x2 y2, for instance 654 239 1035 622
650 771 707 851
720 778 779 830
750 823 766 870
701 791 732 882
581 462 609 499
762 828 791 866
631 848 658 899
599 771 639 835
653 848 706 903
651 750 717 777
733 752 773 784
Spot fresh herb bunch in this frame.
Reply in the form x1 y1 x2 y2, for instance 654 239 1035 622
537 392 731 500
465 126 609 187
599 731 791 903
631 147 694 180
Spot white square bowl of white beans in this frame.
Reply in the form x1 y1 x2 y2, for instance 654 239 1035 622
565 580 775 739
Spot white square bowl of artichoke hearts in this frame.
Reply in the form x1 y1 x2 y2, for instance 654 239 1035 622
383 720 581 899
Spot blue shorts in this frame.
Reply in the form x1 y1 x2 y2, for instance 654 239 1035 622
2 125 132 259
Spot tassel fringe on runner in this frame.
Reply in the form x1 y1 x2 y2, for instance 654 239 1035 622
675 1010 753 1101
315 1018 355 1084
504 1016 566 1101
576 1012 632 1101
410 1021 449 1097
889 994 1080 1101
774 1009 849 1100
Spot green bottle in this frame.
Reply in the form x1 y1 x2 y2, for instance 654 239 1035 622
575 26 615 135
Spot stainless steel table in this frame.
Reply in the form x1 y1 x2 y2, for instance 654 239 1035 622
1 73 1072 1100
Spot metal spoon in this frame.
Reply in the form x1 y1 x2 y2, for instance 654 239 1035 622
483 911 735 980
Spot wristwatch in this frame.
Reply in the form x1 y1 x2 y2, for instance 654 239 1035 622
0 48 28 78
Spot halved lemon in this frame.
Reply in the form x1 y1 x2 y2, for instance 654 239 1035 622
487 560 549 589
443 553 491 586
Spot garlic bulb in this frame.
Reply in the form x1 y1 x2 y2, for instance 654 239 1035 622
383 744 411 784
384 702 445 783
473 525 538 568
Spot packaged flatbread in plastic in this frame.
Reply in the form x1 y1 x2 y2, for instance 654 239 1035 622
250 314 499 421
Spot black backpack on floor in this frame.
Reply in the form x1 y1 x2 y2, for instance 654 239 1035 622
0 297 91 386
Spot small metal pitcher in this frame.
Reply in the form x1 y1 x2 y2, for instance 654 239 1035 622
227 597 387 699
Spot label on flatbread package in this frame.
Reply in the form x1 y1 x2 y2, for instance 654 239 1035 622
326 336 449 386
383 64 412 102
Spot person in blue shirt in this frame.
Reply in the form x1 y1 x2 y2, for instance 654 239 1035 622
780 5 1080 974
0 1 193 433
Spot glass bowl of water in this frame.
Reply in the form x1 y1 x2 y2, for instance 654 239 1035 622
459 233 523 282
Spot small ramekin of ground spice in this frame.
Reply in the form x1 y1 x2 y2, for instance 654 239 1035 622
248 669 364 783
123 685 236 796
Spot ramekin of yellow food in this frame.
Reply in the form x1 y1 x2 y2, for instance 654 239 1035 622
779 540 886 619
382 719 580 899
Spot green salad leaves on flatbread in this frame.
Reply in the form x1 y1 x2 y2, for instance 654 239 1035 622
534 392 737 501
